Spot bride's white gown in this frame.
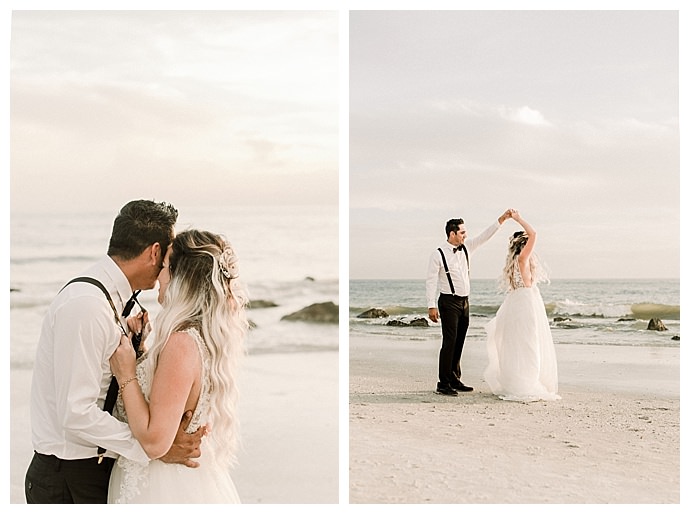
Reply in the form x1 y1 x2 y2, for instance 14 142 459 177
108 328 241 503
483 271 561 402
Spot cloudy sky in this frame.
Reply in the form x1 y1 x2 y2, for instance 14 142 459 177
9 10 338 213
350 10 680 280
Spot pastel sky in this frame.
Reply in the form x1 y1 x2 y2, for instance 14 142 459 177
350 10 680 280
4 6 685 282
9 10 339 213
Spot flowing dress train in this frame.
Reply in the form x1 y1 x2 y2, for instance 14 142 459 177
484 275 560 402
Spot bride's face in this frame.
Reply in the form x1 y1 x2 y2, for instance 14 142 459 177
157 249 173 304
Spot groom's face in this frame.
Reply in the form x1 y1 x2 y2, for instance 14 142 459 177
449 225 467 246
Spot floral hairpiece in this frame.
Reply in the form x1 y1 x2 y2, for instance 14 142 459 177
218 245 239 279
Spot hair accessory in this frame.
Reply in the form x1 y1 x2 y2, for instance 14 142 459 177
218 245 239 279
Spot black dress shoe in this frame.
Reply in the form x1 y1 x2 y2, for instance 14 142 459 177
450 382 474 392
435 385 459 396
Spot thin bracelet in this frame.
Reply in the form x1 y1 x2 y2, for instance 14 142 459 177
119 376 138 395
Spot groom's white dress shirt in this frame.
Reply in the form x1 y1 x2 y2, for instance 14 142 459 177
30 256 149 463
426 221 501 308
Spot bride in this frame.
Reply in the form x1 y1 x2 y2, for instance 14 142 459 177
107 229 248 503
483 211 560 402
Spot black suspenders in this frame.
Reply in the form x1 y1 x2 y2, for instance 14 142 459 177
60 277 127 463
437 246 469 296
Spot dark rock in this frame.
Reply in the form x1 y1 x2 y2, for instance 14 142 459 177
281 301 338 324
304 276 315 281
357 308 389 319
647 318 668 331
249 299 279 309
551 321 584 329
386 317 429 327
671 335 680 341
553 317 571 322
248 320 257 330
617 317 636 322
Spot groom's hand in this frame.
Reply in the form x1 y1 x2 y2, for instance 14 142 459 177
159 410 207 468
498 209 513 224
428 308 440 323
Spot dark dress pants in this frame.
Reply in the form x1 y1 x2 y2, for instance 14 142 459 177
437 293 470 386
25 452 115 504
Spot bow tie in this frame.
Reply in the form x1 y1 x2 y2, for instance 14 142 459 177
122 290 142 317
453 245 465 253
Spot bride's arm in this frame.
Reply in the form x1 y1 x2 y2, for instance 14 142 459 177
110 332 200 459
512 211 537 262
511 211 537 286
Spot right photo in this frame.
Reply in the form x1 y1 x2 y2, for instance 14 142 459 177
349 10 679 504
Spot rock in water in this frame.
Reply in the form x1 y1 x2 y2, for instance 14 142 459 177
281 301 339 323
249 299 279 308
386 317 429 327
647 318 668 331
357 308 389 318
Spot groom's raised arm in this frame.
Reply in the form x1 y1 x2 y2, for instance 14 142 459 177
465 209 512 253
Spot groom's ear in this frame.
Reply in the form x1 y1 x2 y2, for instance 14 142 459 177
147 242 162 266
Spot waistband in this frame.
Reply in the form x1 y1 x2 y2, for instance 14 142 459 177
439 293 468 300
34 451 115 468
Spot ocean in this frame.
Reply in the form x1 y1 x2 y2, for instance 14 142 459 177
349 279 680 348
10 204 339 369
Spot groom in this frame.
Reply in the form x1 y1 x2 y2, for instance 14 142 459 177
426 209 513 396
25 200 205 504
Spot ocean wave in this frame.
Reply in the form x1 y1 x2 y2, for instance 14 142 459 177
11 254 98 265
630 303 680 320
547 301 680 320
350 305 427 317
350 301 680 321
10 293 55 310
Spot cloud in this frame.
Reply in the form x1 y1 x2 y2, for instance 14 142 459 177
428 99 552 127
501 105 552 126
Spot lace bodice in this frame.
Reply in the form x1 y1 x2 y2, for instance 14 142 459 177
510 267 526 290
112 327 213 502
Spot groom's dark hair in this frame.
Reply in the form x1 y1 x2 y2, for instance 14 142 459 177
445 218 465 238
107 200 178 261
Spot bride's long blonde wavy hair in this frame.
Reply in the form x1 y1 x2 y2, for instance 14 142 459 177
142 229 248 467
499 231 549 292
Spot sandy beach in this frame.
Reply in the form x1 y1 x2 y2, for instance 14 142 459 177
350 335 680 504
10 350 339 504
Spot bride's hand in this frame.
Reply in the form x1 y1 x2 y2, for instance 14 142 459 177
127 311 149 335
110 334 137 382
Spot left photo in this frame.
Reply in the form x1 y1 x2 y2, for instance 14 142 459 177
10 10 339 504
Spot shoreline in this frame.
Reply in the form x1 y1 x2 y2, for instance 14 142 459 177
349 335 680 503
11 350 339 504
